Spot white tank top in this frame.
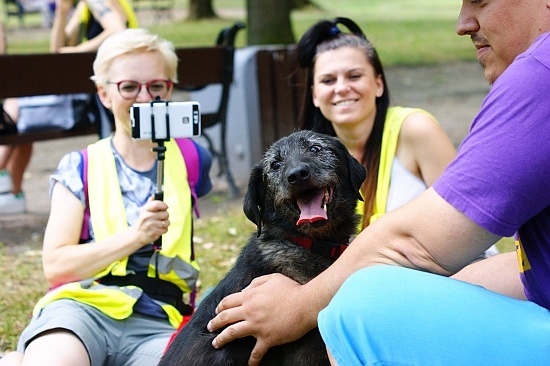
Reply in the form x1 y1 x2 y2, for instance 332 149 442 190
386 157 427 212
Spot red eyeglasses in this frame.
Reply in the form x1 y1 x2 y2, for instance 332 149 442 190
107 79 173 100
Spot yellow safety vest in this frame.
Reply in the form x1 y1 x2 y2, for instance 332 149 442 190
33 138 198 328
80 0 139 39
357 107 436 226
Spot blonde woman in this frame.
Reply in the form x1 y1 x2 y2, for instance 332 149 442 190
0 28 212 366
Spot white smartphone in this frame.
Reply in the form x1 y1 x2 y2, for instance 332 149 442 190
131 101 201 140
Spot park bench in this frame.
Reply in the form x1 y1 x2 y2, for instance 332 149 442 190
255 46 305 153
0 21 244 195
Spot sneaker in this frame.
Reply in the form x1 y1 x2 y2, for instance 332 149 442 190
0 170 12 194
0 192 26 214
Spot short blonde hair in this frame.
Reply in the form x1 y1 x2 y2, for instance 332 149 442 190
91 28 178 87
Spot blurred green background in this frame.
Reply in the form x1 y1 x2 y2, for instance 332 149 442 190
2 0 475 65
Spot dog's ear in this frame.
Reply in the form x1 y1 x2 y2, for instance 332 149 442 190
243 165 265 236
347 154 367 201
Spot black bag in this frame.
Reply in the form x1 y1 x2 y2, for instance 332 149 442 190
0 103 17 135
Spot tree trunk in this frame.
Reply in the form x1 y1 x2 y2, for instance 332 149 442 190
291 0 317 9
188 0 217 20
247 0 295 45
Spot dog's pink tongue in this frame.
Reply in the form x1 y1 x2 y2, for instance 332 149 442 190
296 190 327 226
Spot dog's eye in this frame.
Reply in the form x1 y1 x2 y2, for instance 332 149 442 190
271 161 282 170
309 144 322 153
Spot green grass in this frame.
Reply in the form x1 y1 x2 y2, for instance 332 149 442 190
192 196 256 293
3 0 476 65
0 246 46 352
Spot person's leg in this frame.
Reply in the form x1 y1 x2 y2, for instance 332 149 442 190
0 99 16 193
7 143 32 194
319 265 550 366
16 300 113 366
0 98 28 213
0 143 29 213
0 351 24 365
0 145 14 193
113 313 175 366
21 329 90 366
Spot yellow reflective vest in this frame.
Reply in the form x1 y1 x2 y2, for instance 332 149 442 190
34 138 198 328
80 0 139 35
357 106 436 226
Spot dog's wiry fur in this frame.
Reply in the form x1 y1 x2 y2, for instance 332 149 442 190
160 131 366 366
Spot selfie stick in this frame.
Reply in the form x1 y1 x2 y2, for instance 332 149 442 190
150 98 171 250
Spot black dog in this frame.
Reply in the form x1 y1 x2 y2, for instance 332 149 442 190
160 130 366 366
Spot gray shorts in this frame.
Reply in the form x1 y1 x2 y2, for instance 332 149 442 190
17 299 174 366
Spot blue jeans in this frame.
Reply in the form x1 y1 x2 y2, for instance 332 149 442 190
318 265 550 366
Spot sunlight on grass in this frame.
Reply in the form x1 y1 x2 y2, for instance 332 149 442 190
496 236 515 253
192 199 255 301
0 246 46 352
3 0 475 64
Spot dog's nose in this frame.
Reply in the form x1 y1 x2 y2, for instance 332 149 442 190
287 164 311 186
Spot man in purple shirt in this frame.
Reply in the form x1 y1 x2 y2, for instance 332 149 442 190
205 1 550 365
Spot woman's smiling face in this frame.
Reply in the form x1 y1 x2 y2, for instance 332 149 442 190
312 46 383 129
98 51 173 135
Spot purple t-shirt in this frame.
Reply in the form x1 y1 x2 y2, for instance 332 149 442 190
433 33 550 309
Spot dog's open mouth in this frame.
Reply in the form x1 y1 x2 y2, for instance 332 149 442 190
296 188 333 226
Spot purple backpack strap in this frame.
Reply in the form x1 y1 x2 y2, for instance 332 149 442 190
79 148 90 242
175 138 201 308
175 138 201 218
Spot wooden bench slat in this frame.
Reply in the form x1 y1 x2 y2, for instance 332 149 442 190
0 47 228 99
0 125 98 145
0 52 98 98
0 47 229 146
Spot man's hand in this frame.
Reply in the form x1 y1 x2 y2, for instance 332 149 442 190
207 273 318 366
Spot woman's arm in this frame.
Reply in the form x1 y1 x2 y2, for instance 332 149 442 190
397 111 457 187
42 182 169 288
58 0 127 53
50 0 83 52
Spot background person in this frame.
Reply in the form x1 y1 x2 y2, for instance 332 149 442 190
297 17 456 229
0 0 137 214
0 28 212 366
206 1 550 365
297 17 498 258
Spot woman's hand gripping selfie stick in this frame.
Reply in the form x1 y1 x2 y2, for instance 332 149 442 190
150 98 170 251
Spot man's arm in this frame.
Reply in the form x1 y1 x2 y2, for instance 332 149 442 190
208 188 502 365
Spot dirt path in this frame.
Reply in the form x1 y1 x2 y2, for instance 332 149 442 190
0 60 490 251
387 61 489 145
